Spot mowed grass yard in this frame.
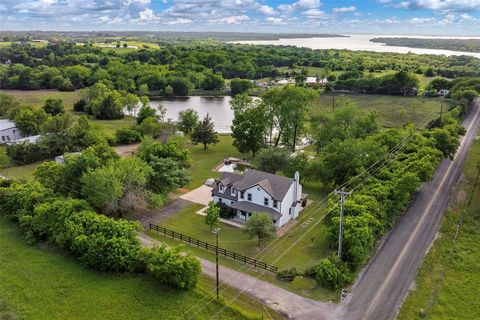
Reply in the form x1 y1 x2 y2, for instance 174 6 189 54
0 218 283 320
398 139 480 320
183 134 250 189
147 200 336 301
312 94 443 128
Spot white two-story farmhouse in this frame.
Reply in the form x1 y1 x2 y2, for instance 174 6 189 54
212 170 307 228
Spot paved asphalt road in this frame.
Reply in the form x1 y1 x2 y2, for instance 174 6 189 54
342 99 480 320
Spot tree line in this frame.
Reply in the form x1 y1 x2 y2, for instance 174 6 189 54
1 41 480 95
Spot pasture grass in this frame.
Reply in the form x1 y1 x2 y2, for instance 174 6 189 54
398 139 480 320
312 94 443 128
0 217 282 320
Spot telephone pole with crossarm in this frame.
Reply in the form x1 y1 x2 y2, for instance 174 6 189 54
335 188 352 260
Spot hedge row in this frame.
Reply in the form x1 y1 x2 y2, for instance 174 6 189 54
0 180 201 290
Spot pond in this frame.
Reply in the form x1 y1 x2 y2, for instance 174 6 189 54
150 96 233 133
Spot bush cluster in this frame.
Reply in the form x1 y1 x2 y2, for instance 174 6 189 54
0 180 201 290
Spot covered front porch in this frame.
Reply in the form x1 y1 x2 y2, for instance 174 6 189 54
229 201 282 226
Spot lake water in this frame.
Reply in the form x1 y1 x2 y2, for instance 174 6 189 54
150 96 233 133
232 34 480 58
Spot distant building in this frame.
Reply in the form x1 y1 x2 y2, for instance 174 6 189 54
438 89 449 96
306 76 328 86
55 152 82 164
212 170 307 228
0 119 23 144
6 135 41 145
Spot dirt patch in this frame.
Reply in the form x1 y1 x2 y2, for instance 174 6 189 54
114 143 140 157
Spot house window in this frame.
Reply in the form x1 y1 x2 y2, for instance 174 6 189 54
273 219 277 224
247 193 252 201
240 191 245 199
1 136 4 141
289 208 292 215
264 197 269 206
273 200 278 208
231 186 236 196
219 184 223 192
218 198 223 203
248 212 252 217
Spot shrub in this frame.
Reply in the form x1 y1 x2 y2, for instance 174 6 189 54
277 267 297 282
314 257 351 290
115 127 142 144
144 245 201 290
43 98 65 116
230 78 253 95
219 203 236 219
73 99 87 112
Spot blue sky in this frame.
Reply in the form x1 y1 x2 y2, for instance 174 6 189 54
1 0 480 35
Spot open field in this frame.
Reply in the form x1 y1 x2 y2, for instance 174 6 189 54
312 94 443 128
148 202 336 301
0 89 137 138
0 217 282 320
398 138 480 320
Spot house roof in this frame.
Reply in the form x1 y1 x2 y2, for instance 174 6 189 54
6 135 40 145
218 170 295 201
0 119 17 131
230 201 282 220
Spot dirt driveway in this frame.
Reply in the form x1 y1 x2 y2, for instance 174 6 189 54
179 185 213 205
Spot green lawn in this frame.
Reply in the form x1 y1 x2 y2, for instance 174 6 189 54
398 138 480 320
0 160 45 180
184 135 250 189
0 217 282 320
148 201 336 301
312 94 443 128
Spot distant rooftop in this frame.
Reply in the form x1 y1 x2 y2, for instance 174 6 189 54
0 119 16 131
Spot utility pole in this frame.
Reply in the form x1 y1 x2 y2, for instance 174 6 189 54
215 227 220 300
335 188 352 260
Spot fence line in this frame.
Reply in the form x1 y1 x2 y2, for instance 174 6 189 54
149 222 278 273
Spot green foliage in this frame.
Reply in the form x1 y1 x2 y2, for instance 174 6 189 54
91 90 124 120
10 105 49 135
244 213 276 245
230 78 253 95
201 71 225 90
0 93 19 117
231 95 267 157
136 116 163 138
277 267 297 282
205 201 220 231
0 148 10 168
177 108 199 136
115 127 142 144
191 113 219 150
81 157 152 215
314 257 351 290
143 245 201 290
261 86 317 152
137 105 158 124
73 98 87 112
255 147 290 174
42 98 65 116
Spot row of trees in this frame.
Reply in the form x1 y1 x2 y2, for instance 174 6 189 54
0 179 200 289
308 107 464 289
1 41 479 94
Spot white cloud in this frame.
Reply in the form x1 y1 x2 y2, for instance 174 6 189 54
258 5 277 15
301 9 328 18
165 18 192 24
278 0 321 13
209 14 249 24
398 0 480 12
332 6 356 14
266 17 285 24
138 8 160 21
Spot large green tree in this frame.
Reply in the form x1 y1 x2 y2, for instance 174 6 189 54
191 114 219 150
